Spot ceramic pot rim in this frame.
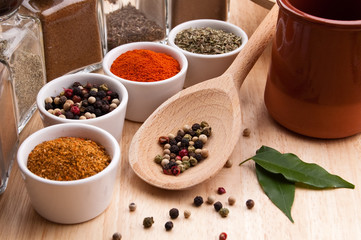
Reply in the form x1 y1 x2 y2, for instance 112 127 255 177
277 0 361 29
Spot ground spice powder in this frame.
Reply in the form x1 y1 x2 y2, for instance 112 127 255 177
110 49 180 82
27 137 111 181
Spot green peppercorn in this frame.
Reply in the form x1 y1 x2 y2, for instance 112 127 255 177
143 217 154 228
182 161 191 169
219 208 229 217
183 133 192 141
202 127 212 137
112 232 122 240
195 129 202 136
189 157 198 166
200 121 209 128
165 221 173 231
154 154 163 164
188 145 196 153
169 208 179 219
193 196 204 207
214 201 223 212
129 202 136 211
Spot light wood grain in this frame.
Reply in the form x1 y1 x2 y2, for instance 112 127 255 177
1 0 361 239
129 5 278 190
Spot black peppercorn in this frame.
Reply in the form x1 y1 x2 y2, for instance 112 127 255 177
193 196 204 207
94 100 103 109
169 208 179 219
64 111 74 119
174 135 182 142
165 221 173 231
89 90 97 97
143 217 154 228
169 145 180 154
181 138 189 147
246 199 255 209
94 108 102 117
85 105 95 113
72 81 82 87
192 123 201 131
112 232 122 240
72 86 82 96
214 201 223 212
194 139 203 149
45 102 53 110
97 90 106 98
169 138 177 146
194 153 202 162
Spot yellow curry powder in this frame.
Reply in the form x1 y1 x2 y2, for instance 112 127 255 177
27 137 111 181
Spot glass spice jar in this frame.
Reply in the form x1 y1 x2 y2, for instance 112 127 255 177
104 0 167 50
22 0 107 81
0 0 46 133
168 0 230 29
0 64 18 194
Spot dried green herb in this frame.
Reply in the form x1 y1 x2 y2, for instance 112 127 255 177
240 145 355 222
174 27 242 54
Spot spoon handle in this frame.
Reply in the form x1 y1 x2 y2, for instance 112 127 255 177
225 4 279 89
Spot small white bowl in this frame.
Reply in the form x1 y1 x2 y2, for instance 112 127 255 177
103 42 188 122
17 123 121 224
36 73 128 142
168 19 248 88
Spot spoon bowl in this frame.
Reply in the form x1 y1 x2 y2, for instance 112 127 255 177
129 5 279 190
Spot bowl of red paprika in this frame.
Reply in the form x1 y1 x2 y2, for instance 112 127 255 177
17 123 121 224
102 42 188 122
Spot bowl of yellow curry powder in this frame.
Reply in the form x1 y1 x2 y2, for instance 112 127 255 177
17 123 120 224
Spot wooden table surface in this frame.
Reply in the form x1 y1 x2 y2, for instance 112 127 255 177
1 0 360 239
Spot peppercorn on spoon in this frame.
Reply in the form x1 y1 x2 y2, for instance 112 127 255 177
129 5 279 190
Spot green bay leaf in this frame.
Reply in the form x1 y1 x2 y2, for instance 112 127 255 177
250 146 354 189
256 163 295 223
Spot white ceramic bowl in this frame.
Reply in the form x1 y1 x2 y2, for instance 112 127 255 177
103 42 188 122
168 19 248 88
36 73 128 142
17 123 121 224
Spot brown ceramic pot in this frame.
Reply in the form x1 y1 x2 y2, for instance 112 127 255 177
265 0 361 138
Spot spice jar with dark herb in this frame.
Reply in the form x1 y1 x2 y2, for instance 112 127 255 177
22 0 107 81
0 0 46 132
169 0 229 29
104 0 167 50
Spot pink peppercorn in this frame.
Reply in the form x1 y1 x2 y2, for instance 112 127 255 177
176 155 182 161
64 88 73 98
219 232 227 240
179 149 188 157
70 105 80 115
217 187 226 195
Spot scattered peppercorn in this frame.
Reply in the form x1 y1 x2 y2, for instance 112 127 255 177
246 199 255 209
207 195 216 204
214 201 223 212
155 122 212 176
169 208 179 219
224 159 233 168
228 196 236 206
129 202 136 211
243 128 251 137
184 210 191 218
112 232 122 240
143 217 154 228
217 187 226 195
165 221 174 231
44 82 120 119
219 207 229 217
193 196 204 207
219 232 227 240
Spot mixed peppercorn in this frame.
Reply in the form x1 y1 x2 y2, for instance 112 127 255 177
154 121 212 176
44 81 120 119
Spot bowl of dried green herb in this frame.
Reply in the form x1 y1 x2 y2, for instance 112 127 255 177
103 42 188 122
17 123 121 224
168 19 248 88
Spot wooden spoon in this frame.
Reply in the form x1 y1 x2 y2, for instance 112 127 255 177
129 5 279 190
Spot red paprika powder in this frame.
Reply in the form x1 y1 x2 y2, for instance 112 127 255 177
110 49 180 82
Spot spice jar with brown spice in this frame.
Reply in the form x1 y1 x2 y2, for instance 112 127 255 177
22 0 107 81
168 0 230 29
104 0 167 50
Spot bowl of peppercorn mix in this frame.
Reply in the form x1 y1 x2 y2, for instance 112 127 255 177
102 41 188 122
36 72 128 142
17 123 121 224
168 19 248 88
